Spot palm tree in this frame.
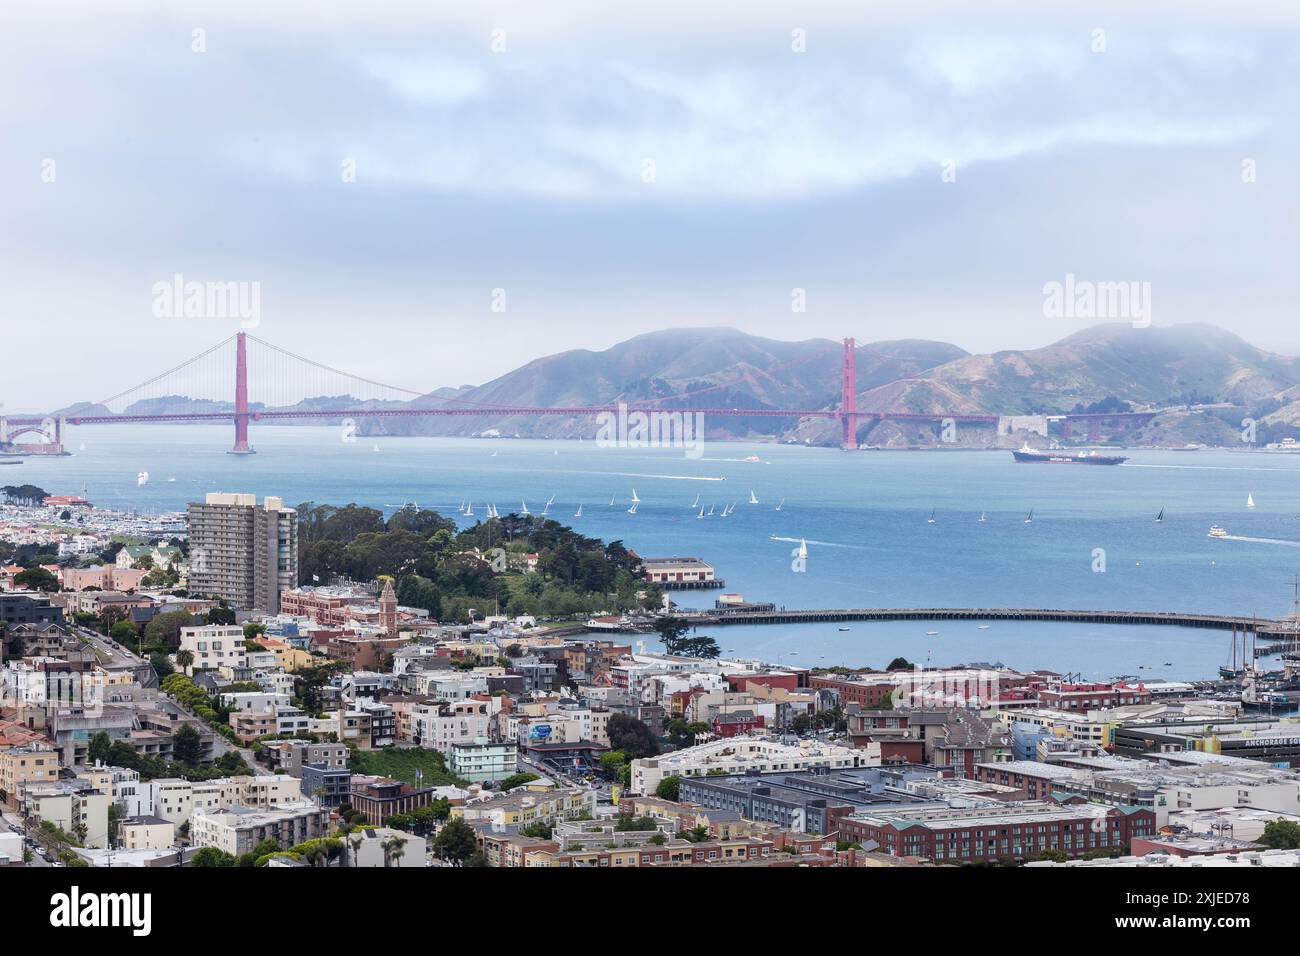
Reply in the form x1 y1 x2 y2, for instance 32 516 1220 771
349 834 363 868
175 648 194 675
382 836 405 868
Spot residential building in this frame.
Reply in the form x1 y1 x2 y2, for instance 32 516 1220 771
186 493 298 613
190 802 328 857
449 738 518 783
179 624 247 673
119 815 177 850
630 736 879 795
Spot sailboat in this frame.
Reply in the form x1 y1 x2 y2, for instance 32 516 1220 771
1247 493 1256 508
748 490 758 505
927 509 936 524
630 489 640 504
609 494 616 506
627 501 638 514
541 495 554 516
797 538 808 560
1156 507 1164 522
707 504 716 516
691 494 700 509
520 500 531 515
574 504 583 518
697 506 705 519
465 502 474 517
774 498 784 512
1024 509 1034 524
978 512 987 523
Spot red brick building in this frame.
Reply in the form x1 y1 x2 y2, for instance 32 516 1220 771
841 802 1156 863
808 675 896 709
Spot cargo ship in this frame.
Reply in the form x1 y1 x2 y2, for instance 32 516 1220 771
1011 444 1128 465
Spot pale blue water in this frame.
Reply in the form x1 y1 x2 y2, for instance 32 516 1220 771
17 425 1300 680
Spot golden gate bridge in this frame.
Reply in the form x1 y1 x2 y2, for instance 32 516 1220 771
1 333 1154 455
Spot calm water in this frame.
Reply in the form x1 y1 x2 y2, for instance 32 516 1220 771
17 425 1300 680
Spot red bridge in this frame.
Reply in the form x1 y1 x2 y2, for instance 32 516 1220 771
1 333 1155 454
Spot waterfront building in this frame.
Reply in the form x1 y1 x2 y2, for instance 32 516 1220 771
640 557 719 588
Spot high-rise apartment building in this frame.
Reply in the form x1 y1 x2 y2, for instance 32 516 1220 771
186 493 298 613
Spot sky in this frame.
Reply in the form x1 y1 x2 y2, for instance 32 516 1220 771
2 1 1299 409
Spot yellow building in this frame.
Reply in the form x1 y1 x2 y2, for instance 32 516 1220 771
0 744 61 809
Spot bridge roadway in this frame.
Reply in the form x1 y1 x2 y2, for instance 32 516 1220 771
678 606 1297 638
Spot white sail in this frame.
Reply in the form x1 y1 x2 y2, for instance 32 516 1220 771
521 500 530 515
797 538 808 559
691 494 700 509
697 507 705 518
627 501 638 514
574 504 583 518
1247 493 1256 508
748 490 758 504
631 488 640 503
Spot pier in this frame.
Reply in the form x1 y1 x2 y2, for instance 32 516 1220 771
679 606 1300 639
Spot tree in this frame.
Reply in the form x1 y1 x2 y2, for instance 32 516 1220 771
206 605 236 626
432 818 478 865
1259 819 1300 850
110 620 138 645
2 484 50 506
175 648 195 676
655 775 681 801
674 635 720 659
381 836 407 868
886 657 913 671
464 850 489 868
87 731 113 766
14 566 58 592
791 713 812 734
607 713 660 759
654 616 691 653
173 723 203 766
499 772 540 792
145 610 196 649
150 653 174 679
189 847 236 867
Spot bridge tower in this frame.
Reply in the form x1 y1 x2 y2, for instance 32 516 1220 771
840 337 858 449
229 331 254 454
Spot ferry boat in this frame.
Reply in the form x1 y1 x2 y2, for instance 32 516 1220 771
1208 525 1229 538
1012 444 1128 465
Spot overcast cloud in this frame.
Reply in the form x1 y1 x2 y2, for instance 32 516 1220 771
2 1 1298 407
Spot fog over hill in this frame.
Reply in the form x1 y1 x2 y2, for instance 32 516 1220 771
43 324 1300 448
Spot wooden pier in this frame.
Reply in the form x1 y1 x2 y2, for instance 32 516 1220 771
679 606 1297 638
